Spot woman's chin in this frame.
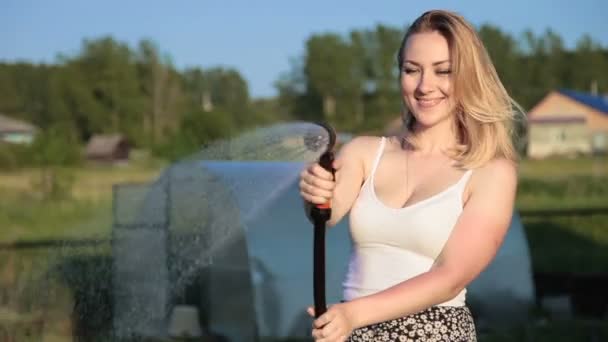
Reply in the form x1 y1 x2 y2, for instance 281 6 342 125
413 112 452 129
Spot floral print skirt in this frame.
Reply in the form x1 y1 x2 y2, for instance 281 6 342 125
347 306 477 342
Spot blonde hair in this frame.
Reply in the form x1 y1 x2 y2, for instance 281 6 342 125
397 10 524 168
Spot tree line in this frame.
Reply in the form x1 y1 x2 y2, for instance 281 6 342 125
1 23 607 167
278 24 608 133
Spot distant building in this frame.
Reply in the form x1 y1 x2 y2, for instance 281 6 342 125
85 134 131 163
0 113 38 144
527 89 608 158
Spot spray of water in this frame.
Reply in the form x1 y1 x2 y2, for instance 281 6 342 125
112 121 333 338
184 121 331 161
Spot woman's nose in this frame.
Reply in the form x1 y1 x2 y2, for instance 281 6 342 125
417 72 435 94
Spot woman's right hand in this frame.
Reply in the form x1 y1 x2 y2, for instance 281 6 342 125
299 161 338 206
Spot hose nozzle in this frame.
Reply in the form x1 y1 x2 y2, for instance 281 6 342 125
303 122 336 153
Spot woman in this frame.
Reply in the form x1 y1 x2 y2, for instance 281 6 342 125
299 9 522 342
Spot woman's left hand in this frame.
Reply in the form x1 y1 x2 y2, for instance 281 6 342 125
307 303 355 342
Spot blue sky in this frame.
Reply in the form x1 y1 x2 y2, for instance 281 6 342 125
1 0 606 98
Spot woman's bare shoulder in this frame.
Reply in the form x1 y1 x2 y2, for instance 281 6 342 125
339 135 384 156
477 158 517 176
337 135 384 173
471 158 518 191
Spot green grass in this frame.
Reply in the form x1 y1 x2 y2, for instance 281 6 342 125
517 156 608 210
519 155 607 179
512 157 608 274
0 158 164 243
516 174 608 210
523 215 608 273
0 190 112 243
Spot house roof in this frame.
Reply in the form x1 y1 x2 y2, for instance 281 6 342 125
85 134 129 157
558 89 608 115
0 113 37 133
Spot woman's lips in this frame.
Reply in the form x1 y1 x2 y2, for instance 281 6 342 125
416 98 444 108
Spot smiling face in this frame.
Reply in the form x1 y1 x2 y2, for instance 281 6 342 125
400 30 457 129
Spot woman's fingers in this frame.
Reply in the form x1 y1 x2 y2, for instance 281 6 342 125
305 173 336 190
308 305 351 342
299 163 336 205
321 321 339 337
312 325 347 342
313 311 332 329
299 180 333 198
303 173 335 190
309 163 336 180
307 306 315 318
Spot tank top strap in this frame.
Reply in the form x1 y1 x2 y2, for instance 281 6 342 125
369 137 386 177
454 169 474 194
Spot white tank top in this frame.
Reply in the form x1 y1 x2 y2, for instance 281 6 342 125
343 137 473 306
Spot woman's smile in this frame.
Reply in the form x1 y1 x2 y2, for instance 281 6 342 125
416 97 444 109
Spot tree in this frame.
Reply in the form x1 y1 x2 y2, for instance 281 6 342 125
182 67 250 128
275 56 320 122
82 38 143 132
304 33 362 125
478 25 519 95
137 39 185 145
570 35 608 94
350 24 404 130
30 122 82 199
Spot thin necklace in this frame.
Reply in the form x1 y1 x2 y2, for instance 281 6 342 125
405 148 409 198
400 136 410 199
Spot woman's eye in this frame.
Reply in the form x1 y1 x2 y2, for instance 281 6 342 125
402 68 418 74
437 69 452 75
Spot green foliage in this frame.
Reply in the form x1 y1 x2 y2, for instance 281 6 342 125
0 143 31 170
2 25 606 151
30 123 82 167
152 108 235 161
294 26 405 132
14 123 82 199
181 66 252 127
0 36 265 165
478 24 521 93
0 123 82 171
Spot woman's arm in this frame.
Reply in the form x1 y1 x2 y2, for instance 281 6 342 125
300 136 377 227
312 158 518 338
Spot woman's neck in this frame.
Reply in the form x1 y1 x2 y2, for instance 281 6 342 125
411 118 457 156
